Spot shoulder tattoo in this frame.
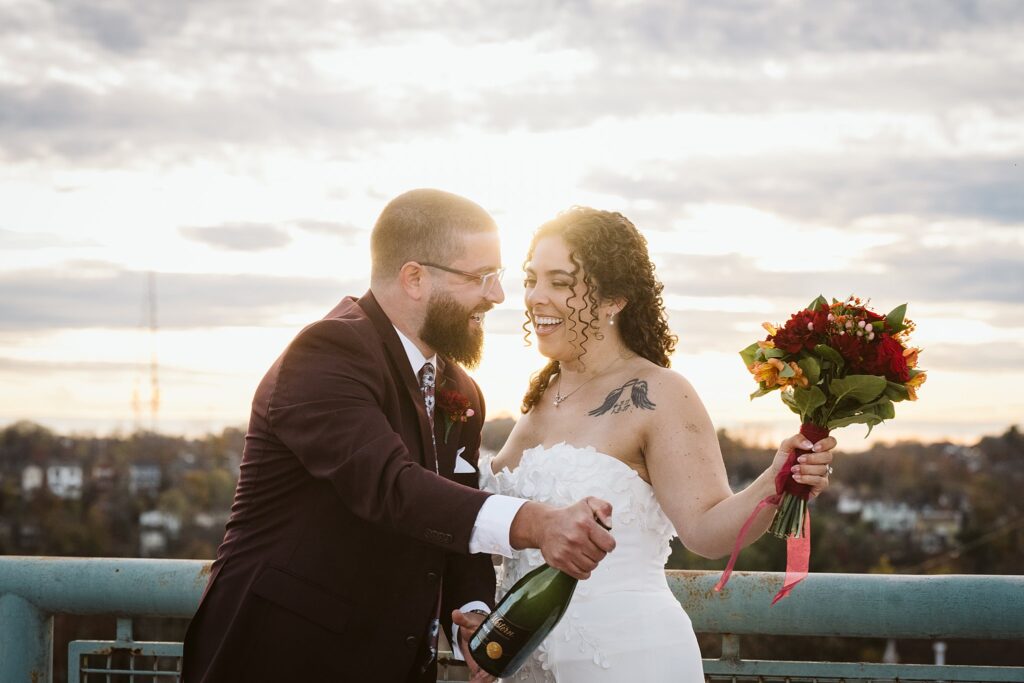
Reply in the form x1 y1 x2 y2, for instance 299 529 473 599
588 378 657 417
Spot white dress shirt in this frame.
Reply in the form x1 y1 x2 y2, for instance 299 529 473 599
393 327 525 656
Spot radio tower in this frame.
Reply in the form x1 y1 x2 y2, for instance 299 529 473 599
133 272 160 432
147 271 160 431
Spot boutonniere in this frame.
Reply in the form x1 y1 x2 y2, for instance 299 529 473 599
436 388 475 443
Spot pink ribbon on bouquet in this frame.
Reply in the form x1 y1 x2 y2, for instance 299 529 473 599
713 423 827 604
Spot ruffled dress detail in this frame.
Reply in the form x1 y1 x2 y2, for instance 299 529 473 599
480 443 705 682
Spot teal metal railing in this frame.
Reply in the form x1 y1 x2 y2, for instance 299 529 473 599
1 557 1022 682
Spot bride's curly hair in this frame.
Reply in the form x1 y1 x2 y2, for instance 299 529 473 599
521 207 677 413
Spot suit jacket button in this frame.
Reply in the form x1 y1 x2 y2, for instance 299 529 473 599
427 571 439 583
406 635 418 649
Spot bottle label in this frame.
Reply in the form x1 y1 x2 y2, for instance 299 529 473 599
472 613 529 671
490 616 517 641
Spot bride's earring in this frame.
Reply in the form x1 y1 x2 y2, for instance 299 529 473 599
608 312 615 326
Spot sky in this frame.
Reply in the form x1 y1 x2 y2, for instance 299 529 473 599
1 0 1022 451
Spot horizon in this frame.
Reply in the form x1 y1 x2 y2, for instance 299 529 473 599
2 1 1022 450
3 414 1017 457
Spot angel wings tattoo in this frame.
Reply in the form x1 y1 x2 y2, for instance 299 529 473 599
588 378 656 417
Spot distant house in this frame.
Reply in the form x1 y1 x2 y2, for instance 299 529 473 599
129 463 162 495
915 508 963 553
90 463 117 492
836 494 864 515
47 464 84 499
860 501 918 533
21 465 44 496
138 510 181 557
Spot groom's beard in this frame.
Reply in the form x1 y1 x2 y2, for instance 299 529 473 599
420 291 487 369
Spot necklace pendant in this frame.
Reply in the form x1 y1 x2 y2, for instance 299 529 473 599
553 396 563 407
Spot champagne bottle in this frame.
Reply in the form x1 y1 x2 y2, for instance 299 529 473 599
468 562 577 677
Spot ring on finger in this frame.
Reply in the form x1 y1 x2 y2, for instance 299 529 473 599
826 464 834 476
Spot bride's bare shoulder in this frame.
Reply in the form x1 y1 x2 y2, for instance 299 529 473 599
638 365 711 422
490 412 540 471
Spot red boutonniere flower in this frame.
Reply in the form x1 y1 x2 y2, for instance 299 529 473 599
437 388 475 443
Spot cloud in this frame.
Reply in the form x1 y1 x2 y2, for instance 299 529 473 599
50 0 193 54
0 264 357 330
293 220 365 239
0 228 97 248
0 356 222 378
0 81 427 163
919 342 1024 372
180 223 292 251
655 238 1024 307
5 0 1022 166
587 155 1024 227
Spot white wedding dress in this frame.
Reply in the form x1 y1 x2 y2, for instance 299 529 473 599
481 442 705 682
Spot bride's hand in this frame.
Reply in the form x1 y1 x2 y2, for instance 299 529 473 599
770 433 837 498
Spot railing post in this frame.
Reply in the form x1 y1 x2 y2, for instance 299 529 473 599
0 592 53 683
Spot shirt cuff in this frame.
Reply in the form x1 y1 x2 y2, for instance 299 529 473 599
450 601 491 661
469 495 527 557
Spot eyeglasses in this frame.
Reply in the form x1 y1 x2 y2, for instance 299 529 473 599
420 261 506 296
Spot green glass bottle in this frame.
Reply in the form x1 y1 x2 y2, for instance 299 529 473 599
468 563 577 677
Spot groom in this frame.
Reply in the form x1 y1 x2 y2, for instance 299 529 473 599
181 189 616 683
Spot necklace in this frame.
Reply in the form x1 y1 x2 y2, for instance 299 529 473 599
553 356 625 408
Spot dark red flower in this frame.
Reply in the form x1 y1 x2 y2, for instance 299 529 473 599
771 309 822 353
830 332 867 372
437 389 472 419
862 334 910 382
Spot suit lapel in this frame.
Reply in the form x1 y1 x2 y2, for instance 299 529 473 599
433 356 459 477
356 291 438 473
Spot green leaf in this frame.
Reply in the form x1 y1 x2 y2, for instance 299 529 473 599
807 294 829 311
886 303 907 333
826 397 896 435
780 388 802 415
830 374 886 405
749 385 779 400
814 344 845 372
791 386 826 422
739 342 760 370
871 399 896 421
827 412 885 432
797 355 821 386
761 347 786 360
779 362 796 378
883 381 910 402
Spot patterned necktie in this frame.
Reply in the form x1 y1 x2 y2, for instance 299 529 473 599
419 361 436 433
417 361 442 671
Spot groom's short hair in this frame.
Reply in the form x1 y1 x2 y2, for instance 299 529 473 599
370 189 497 284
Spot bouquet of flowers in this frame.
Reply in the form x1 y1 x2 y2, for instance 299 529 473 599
716 295 926 603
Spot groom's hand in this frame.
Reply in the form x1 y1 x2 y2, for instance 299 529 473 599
451 609 495 682
510 497 616 579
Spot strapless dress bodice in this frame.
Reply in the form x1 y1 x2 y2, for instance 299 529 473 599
481 442 677 600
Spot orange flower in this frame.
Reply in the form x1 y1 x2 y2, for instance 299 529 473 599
757 339 775 350
751 358 786 387
762 322 778 336
778 361 810 389
906 372 927 401
903 347 920 368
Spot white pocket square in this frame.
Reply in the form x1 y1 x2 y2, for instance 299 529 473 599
454 447 476 473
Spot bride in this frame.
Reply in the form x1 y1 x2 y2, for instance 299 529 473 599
477 207 836 682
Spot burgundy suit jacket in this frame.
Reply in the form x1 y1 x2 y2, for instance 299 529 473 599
182 291 495 683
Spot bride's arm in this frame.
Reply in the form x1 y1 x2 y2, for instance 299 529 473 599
643 372 834 559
